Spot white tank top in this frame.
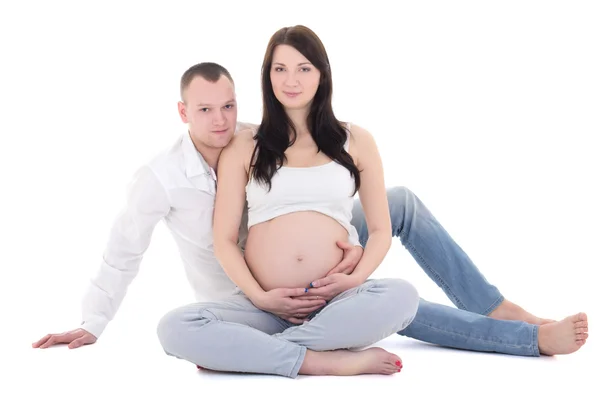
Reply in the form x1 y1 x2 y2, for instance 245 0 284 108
245 123 361 246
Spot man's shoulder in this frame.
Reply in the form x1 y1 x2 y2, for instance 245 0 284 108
146 135 185 167
135 134 187 187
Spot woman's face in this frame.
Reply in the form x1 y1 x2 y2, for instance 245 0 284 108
269 44 321 112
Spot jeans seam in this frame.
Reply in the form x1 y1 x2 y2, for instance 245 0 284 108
288 346 307 378
482 295 505 316
398 228 467 310
531 324 540 356
407 319 536 351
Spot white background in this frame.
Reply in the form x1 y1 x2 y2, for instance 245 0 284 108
2 0 598 398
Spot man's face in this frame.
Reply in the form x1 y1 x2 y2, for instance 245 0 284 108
178 75 237 151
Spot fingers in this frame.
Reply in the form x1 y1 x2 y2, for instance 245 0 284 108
291 295 322 301
68 337 90 349
294 305 324 315
310 276 333 288
33 331 85 349
293 299 327 309
32 334 52 348
284 287 312 297
284 298 325 313
339 264 356 275
325 263 349 277
304 287 330 297
286 316 308 324
336 240 353 250
38 334 65 349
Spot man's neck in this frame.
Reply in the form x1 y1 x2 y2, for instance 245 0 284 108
189 134 221 170
201 149 221 171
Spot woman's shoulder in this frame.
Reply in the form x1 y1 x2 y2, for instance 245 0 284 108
221 128 256 170
345 122 372 139
343 122 380 166
343 121 375 149
225 127 256 152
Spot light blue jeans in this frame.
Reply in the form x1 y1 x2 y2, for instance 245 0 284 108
158 279 419 378
350 187 539 356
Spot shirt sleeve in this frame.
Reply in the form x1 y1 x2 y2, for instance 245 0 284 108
80 165 170 338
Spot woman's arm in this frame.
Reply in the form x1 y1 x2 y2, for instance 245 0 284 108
347 124 392 283
213 129 265 301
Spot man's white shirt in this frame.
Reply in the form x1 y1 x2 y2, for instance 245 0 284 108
80 122 256 338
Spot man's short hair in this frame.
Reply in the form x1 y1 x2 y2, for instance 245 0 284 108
180 62 234 101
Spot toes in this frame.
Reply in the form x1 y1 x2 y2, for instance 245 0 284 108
576 312 587 322
576 327 586 334
576 332 589 340
381 365 397 375
388 354 402 365
575 321 588 329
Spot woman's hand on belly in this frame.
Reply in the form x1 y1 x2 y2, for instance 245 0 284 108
291 272 362 302
254 287 327 323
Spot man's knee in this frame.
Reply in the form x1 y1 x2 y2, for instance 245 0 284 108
387 186 412 204
387 186 417 222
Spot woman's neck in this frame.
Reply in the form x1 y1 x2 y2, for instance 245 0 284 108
286 107 310 138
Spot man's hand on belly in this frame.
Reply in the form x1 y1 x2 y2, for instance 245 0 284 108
254 287 327 324
325 240 364 277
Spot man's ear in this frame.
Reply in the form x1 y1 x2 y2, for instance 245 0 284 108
177 101 188 123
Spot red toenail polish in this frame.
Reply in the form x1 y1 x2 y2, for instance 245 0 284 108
395 361 401 366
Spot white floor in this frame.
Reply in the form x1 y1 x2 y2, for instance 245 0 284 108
12 236 597 399
13 326 596 399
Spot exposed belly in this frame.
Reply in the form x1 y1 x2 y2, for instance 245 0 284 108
244 211 347 291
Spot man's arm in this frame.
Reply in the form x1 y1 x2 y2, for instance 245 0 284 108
33 166 170 349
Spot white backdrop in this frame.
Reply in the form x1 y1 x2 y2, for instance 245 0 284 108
2 1 598 398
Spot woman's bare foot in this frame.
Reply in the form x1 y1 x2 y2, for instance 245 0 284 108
538 312 588 355
299 347 402 376
489 299 555 325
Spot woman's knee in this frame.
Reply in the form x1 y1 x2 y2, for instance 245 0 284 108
156 303 211 355
377 278 420 329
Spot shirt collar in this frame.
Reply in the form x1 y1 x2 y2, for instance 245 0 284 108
182 130 211 178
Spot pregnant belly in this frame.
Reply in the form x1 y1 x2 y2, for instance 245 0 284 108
244 211 348 291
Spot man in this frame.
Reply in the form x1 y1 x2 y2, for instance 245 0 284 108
33 62 588 358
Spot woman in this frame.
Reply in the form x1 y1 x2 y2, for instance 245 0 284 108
214 24 408 313
212 25 418 378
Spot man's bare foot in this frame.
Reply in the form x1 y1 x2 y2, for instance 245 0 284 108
538 312 588 355
299 347 402 376
489 299 555 325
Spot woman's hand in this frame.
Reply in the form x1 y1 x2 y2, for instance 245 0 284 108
325 240 364 276
295 273 362 302
253 287 327 324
